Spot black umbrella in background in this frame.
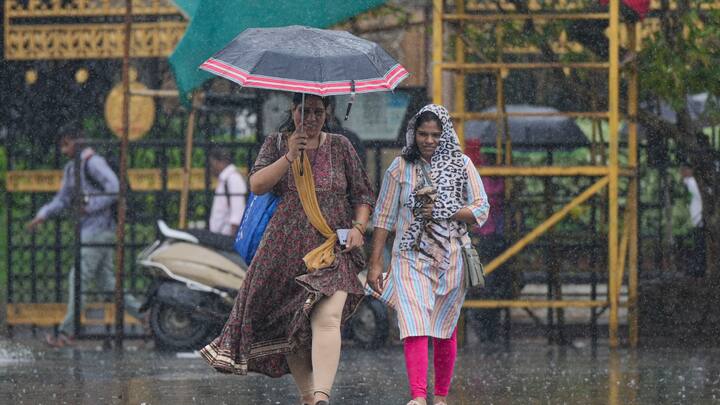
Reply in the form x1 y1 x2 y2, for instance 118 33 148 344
621 93 719 139
465 105 590 151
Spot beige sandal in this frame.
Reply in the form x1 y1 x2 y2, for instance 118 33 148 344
406 400 425 405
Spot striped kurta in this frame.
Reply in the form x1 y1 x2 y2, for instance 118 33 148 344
372 155 489 339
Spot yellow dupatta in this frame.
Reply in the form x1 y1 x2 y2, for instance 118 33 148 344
292 147 337 272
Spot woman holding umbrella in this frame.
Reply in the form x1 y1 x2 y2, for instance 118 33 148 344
201 92 374 405
367 104 489 405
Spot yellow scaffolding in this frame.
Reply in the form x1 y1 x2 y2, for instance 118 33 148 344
433 0 639 347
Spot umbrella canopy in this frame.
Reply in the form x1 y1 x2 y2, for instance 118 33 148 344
201 25 408 174
621 93 719 139
200 26 409 96
642 93 717 127
465 105 590 150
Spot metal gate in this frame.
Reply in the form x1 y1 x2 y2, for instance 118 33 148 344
4 91 263 339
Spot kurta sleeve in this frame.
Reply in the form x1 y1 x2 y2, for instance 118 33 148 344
339 136 375 210
248 133 283 195
249 133 281 177
373 158 402 231
463 155 490 227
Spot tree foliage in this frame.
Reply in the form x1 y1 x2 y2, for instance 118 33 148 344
640 1 720 108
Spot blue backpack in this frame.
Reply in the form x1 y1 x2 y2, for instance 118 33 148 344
234 192 279 265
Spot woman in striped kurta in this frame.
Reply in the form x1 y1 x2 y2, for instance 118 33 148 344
367 104 489 405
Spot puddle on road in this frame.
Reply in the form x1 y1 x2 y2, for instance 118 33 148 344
0 339 33 365
2 338 720 404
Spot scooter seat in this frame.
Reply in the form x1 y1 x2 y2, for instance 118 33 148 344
186 229 236 252
157 220 199 244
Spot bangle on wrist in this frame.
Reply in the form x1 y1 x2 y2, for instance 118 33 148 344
352 220 366 235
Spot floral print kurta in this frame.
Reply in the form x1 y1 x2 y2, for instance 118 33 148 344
200 132 374 377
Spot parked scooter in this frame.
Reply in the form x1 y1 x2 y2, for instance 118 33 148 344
138 220 388 351
137 221 244 351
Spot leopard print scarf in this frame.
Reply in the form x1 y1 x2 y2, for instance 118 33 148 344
398 104 468 261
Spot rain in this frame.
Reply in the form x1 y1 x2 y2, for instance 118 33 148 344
2 0 720 404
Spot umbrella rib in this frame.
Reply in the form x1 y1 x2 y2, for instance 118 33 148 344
323 32 388 79
246 51 272 87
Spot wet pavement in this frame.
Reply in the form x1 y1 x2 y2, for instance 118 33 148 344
2 335 720 404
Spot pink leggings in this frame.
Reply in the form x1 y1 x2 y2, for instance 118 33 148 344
403 328 458 399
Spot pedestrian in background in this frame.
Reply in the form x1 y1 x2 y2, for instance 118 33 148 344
681 162 705 277
208 147 247 236
201 93 374 405
26 124 143 347
324 96 367 165
367 104 489 405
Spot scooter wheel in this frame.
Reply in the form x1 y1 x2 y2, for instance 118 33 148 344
349 298 389 349
149 301 212 351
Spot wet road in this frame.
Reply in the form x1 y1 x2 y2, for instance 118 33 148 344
2 337 720 404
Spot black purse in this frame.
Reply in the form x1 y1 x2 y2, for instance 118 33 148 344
418 164 485 289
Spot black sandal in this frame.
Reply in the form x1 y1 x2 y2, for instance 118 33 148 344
313 390 330 405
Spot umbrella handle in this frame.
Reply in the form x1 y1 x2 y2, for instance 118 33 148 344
344 101 354 121
300 93 305 176
299 150 305 175
344 80 356 121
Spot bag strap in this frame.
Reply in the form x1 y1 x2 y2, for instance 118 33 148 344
419 159 472 246
83 154 104 192
224 179 230 206
418 162 433 188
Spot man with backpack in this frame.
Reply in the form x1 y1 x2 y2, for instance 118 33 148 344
27 124 144 347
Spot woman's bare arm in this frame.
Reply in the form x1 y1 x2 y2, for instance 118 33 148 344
250 131 306 195
367 227 390 293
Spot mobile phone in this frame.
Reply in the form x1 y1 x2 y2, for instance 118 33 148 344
336 229 351 247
